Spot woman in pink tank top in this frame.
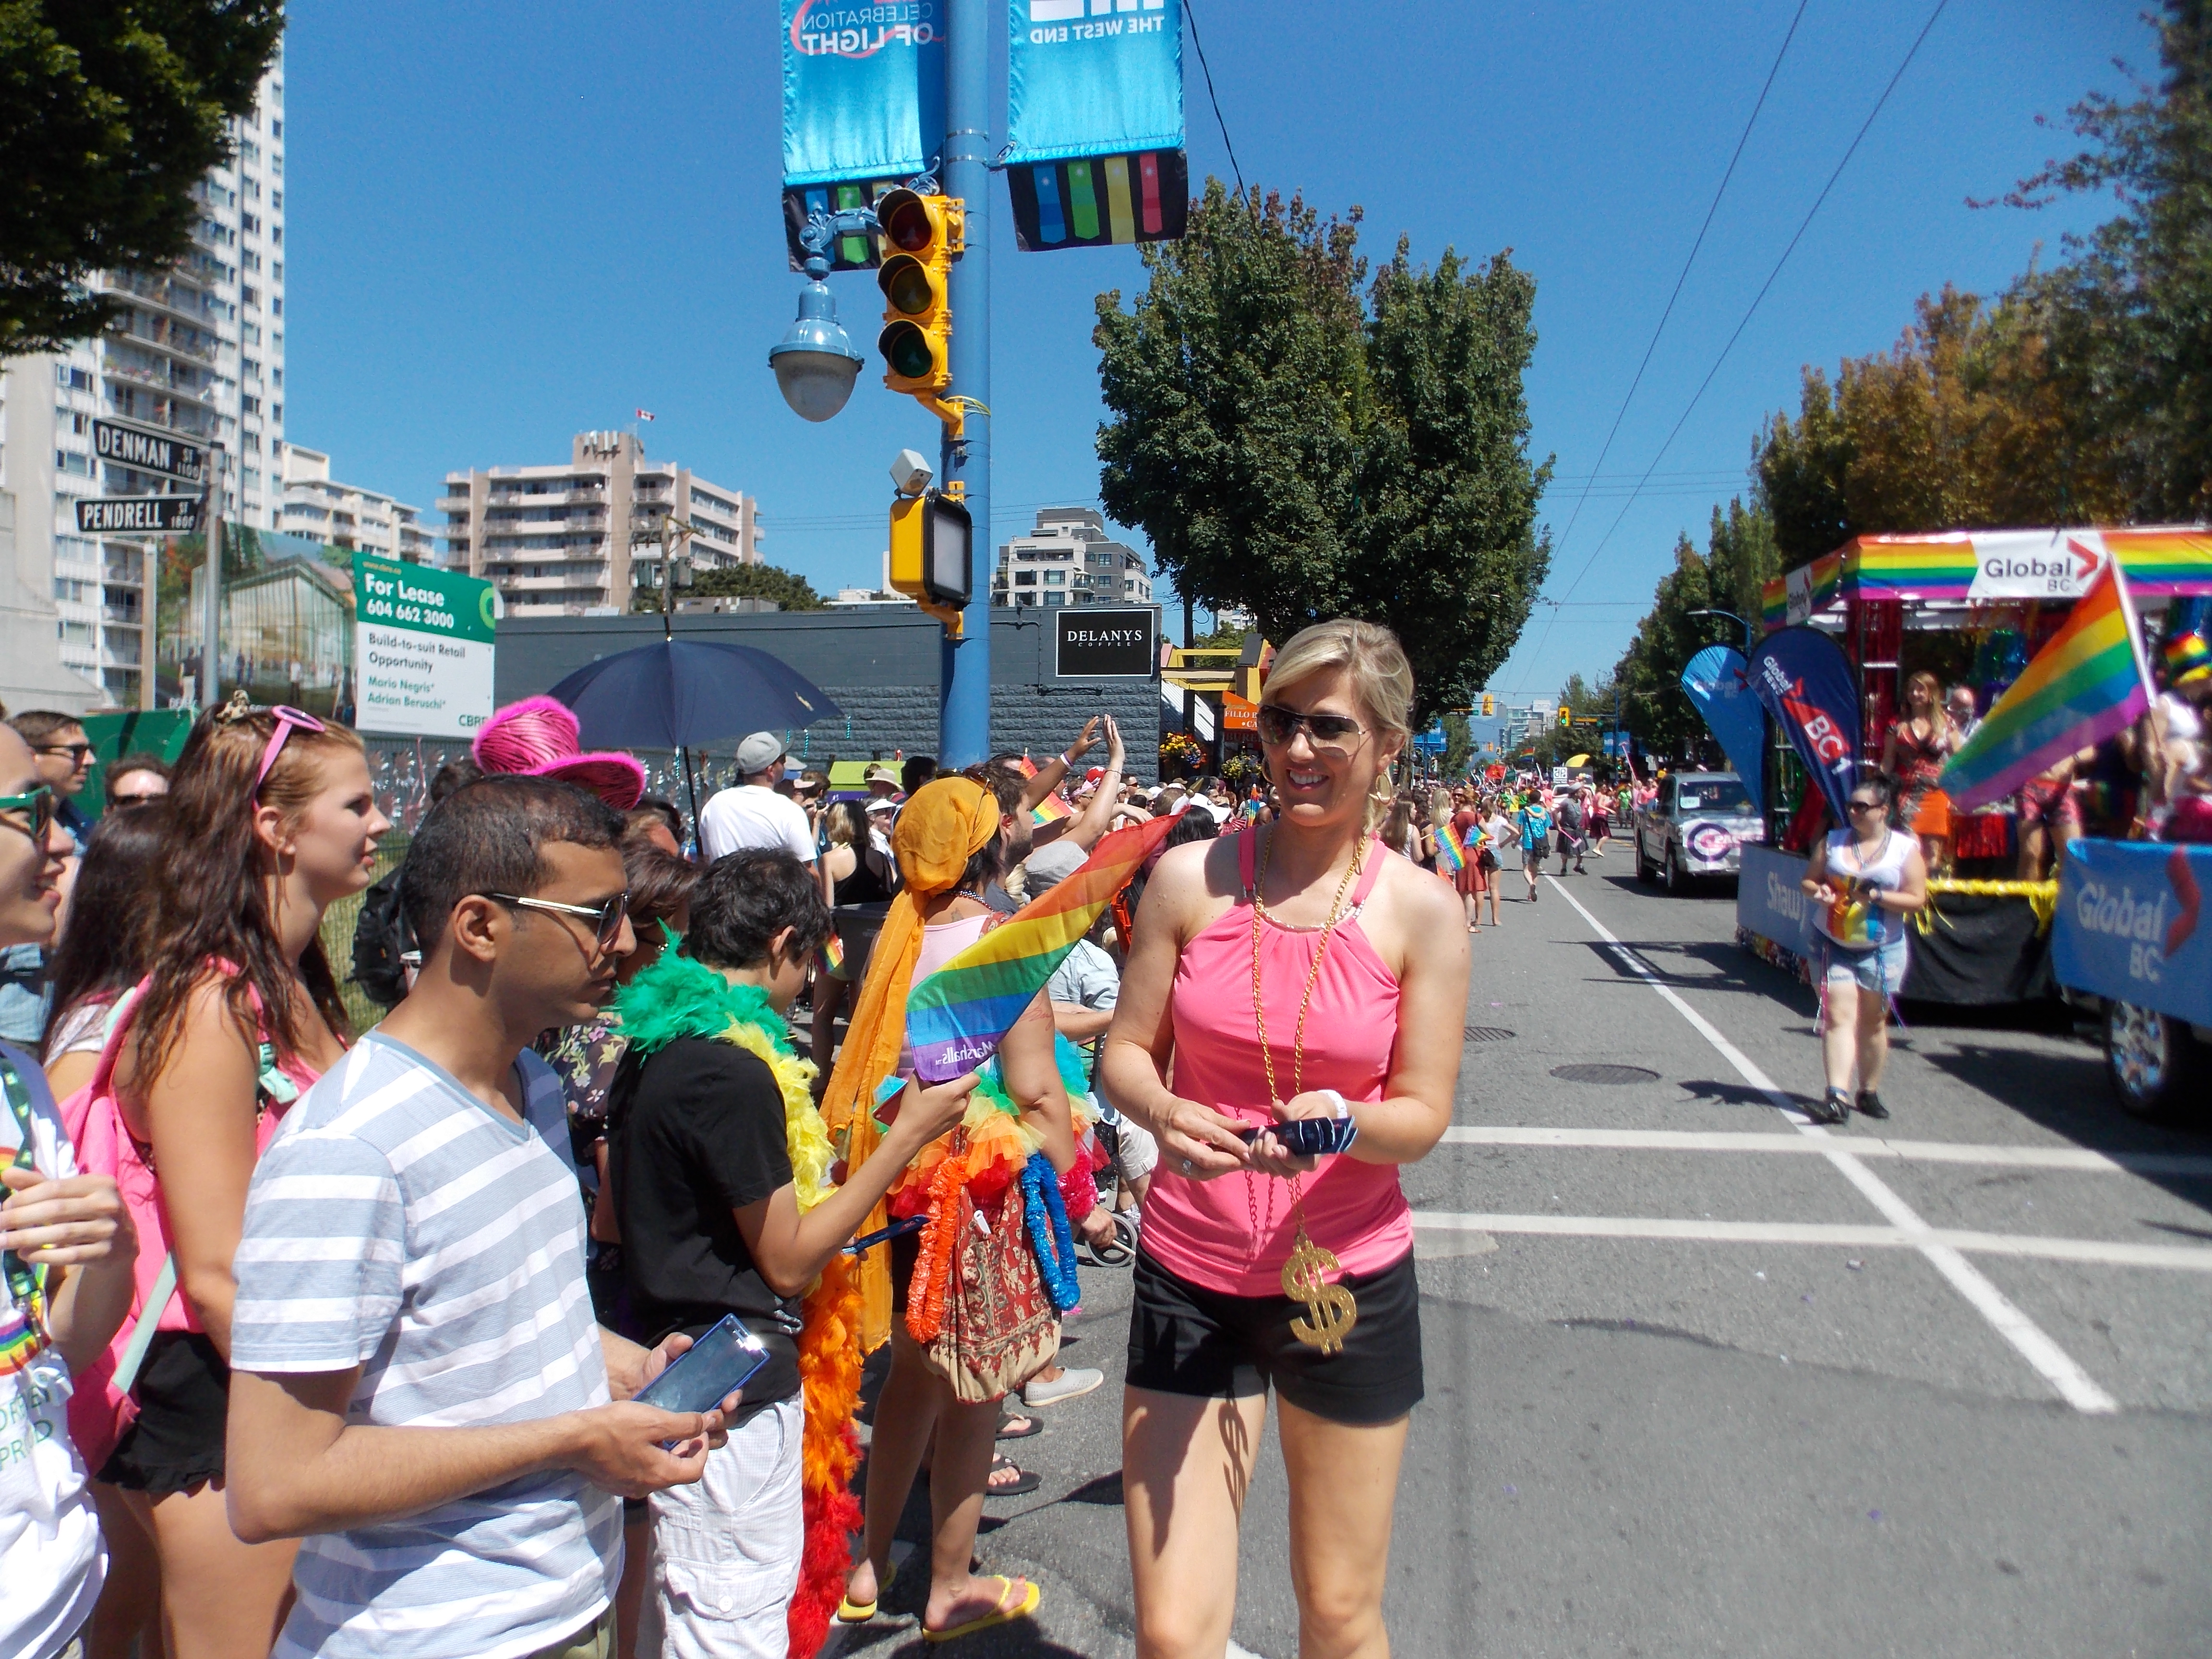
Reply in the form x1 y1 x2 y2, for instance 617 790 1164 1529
1101 621 1470 1659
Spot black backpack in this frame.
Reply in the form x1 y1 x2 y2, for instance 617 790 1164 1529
349 868 414 1009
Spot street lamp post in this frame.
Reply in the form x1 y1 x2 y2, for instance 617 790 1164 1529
1686 608 1755 650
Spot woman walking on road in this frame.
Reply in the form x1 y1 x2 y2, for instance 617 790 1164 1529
1101 619 1469 1659
1801 770 1927 1124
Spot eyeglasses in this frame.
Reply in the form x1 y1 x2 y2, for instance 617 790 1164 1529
110 791 166 808
1846 798 1886 814
253 705 327 795
487 890 630 953
34 743 93 766
1256 705 1368 754
0 785 59 843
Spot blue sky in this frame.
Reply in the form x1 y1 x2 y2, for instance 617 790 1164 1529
284 0 2153 705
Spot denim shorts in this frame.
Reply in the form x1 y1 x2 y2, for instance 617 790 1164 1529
1818 933 1909 997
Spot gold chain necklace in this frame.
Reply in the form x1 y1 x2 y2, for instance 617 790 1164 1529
1249 822 1365 1355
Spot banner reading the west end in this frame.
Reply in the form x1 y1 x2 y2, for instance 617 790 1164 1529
780 1 947 271
1006 0 1187 252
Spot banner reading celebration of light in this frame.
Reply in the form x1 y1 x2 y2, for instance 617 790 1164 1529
1005 0 1188 252
779 0 947 270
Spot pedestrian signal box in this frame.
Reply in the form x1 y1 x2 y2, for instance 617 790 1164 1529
889 488 973 636
875 188 963 424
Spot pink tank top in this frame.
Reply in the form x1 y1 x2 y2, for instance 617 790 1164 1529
1142 832 1411 1295
897 911 993 1079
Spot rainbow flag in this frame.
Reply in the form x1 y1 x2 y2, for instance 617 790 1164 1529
820 931 845 974
1031 791 1071 828
905 813 1180 1083
1939 558 2154 811
1435 821 1467 874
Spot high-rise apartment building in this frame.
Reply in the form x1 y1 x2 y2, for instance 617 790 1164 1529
440 431 764 616
0 50 287 711
991 506 1152 608
279 444 433 562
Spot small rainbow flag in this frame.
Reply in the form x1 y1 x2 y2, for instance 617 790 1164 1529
1939 558 2154 811
1435 821 1467 874
820 931 845 974
1031 791 1072 828
905 813 1181 1083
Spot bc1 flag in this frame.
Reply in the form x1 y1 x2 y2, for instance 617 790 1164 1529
1680 644 1765 806
780 0 947 270
1007 0 1187 252
1746 626 1860 823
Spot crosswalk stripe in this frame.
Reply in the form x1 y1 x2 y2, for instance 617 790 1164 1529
1438 1125 2212 1177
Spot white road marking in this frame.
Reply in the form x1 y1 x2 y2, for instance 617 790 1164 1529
1439 1124 2212 1177
1542 874 2122 1415
1410 1211 2212 1272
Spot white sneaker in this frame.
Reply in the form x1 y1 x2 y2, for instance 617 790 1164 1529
1022 1367 1105 1408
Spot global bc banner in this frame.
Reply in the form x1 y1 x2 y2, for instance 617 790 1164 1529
352 553 500 740
1007 0 1187 251
1746 626 1861 823
779 0 947 270
2053 839 2212 1028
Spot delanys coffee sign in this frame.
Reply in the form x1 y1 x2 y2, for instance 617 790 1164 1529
1054 607 1157 678
91 419 207 484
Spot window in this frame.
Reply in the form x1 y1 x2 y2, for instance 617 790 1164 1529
244 433 261 451
242 285 258 308
1045 592 1065 607
243 356 260 380
271 225 281 247
242 251 261 273
240 140 261 163
1014 570 1037 586
1044 569 1065 584
272 297 281 316
271 368 281 388
242 213 259 235
271 190 281 210
271 119 282 138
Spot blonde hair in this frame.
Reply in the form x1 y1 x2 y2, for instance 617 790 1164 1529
1264 620 1415 745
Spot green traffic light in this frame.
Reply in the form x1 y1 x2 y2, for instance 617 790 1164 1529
879 321 935 379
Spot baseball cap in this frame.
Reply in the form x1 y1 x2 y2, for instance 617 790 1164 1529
736 731 787 774
1024 840 1089 891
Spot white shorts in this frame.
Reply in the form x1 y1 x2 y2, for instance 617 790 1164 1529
638 1396 805 1659
1112 1111 1159 1183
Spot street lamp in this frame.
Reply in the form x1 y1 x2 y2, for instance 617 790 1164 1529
1686 608 1754 649
769 255 865 423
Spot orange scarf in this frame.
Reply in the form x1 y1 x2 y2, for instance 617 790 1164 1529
820 776 998 1352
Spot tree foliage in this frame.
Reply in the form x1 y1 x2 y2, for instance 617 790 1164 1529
0 0 284 354
1611 503 1773 764
1094 181 1552 722
633 561 826 613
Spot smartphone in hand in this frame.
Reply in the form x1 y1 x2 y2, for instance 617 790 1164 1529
1237 1117 1358 1157
635 1315 769 1446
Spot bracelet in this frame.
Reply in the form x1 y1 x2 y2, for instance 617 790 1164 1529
1059 751 1078 769
1317 1088 1349 1118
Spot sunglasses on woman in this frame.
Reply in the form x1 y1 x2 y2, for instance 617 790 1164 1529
1255 705 1368 754
0 785 59 843
253 705 327 795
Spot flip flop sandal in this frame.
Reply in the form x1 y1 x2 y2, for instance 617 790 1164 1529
996 1410 1042 1440
923 1575 1042 1644
836 1562 897 1623
984 1456 1041 1498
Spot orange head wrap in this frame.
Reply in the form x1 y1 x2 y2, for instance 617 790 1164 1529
820 777 999 1350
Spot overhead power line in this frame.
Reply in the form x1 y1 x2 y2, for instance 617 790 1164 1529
1184 0 1244 199
1518 0 1953 690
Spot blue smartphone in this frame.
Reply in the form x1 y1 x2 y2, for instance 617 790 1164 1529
634 1315 769 1443
1237 1116 1358 1157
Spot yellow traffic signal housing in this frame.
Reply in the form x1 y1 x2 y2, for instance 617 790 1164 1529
1481 692 1495 718
875 188 963 425
1558 704 1573 729
889 487 974 636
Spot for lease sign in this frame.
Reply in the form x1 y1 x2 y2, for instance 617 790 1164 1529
352 553 500 738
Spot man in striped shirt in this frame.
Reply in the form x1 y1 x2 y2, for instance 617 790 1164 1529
228 778 738 1659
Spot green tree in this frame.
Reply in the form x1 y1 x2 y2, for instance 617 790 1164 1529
632 561 827 614
1611 523 1760 765
1440 710 1473 778
1 0 284 353
1095 181 1551 723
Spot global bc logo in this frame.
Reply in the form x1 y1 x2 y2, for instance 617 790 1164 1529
2073 868 2196 986
790 0 938 58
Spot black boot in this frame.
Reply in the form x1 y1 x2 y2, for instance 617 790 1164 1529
1855 1090 1889 1120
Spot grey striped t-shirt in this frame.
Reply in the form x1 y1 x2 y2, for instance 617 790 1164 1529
232 1034 621 1659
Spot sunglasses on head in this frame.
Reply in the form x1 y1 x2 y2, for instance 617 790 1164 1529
487 889 631 952
1255 705 1367 752
0 784 59 843
253 705 327 796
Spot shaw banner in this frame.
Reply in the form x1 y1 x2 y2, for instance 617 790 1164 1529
1006 0 1187 252
1679 645 1764 806
779 1 947 270
1747 626 1860 823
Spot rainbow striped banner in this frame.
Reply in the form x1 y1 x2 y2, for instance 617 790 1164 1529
1776 528 2212 613
1435 821 1467 874
1939 557 2155 811
905 812 1180 1083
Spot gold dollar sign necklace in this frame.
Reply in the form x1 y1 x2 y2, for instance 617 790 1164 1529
1250 821 1365 1356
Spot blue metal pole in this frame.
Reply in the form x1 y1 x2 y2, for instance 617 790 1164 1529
938 0 991 768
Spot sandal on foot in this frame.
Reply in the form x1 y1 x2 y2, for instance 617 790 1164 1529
924 1576 1042 1644
836 1563 896 1623
997 1410 1041 1440
985 1455 1040 1498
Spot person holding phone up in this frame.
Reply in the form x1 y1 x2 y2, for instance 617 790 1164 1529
607 849 976 1659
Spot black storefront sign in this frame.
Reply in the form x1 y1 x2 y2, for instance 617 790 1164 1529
1054 607 1157 678
91 419 208 484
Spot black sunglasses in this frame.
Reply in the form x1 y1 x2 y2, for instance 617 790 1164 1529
1256 705 1367 752
1846 798 1886 813
486 890 630 952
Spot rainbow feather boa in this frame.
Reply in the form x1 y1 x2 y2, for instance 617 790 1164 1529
611 952 851 1656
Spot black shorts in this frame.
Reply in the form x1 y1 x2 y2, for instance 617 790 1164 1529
99 1332 228 1495
1126 1248 1423 1427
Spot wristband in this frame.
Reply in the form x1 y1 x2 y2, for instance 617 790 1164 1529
1060 751 1079 769
1317 1088 1349 1118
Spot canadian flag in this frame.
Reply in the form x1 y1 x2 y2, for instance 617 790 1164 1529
636 409 656 421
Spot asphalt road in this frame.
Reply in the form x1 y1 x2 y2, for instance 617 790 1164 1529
826 841 2212 1658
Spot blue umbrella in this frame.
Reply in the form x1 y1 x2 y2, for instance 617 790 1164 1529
546 639 842 827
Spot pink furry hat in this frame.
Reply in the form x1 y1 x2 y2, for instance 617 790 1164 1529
472 695 647 811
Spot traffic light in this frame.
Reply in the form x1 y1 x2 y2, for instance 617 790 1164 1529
1481 692 1495 718
875 188 962 418
889 488 974 635
1558 704 1573 729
